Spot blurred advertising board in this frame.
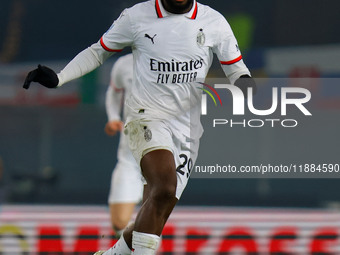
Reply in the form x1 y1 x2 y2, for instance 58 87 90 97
0 205 339 254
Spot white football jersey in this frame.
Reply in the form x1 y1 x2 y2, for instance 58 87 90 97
101 0 250 124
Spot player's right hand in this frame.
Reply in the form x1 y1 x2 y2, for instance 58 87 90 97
23 65 59 89
105 121 124 136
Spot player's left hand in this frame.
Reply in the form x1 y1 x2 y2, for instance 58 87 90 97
105 120 124 136
23 65 59 89
234 75 257 97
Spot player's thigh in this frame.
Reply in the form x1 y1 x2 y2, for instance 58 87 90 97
140 149 177 193
126 119 177 192
124 119 175 166
125 118 199 200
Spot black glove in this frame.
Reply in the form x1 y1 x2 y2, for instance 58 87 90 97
234 74 257 97
23 65 59 89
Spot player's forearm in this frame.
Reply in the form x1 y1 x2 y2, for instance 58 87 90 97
57 41 114 87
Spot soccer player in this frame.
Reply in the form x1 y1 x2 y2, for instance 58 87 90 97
23 0 256 254
104 54 143 238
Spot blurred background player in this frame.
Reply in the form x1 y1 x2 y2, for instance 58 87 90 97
104 54 143 238
0 157 4 205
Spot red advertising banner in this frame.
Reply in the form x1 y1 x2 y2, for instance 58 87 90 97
0 205 339 254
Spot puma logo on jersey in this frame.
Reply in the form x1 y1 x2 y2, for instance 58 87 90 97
145 34 157 44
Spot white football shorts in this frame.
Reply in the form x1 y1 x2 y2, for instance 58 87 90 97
124 117 199 199
108 132 144 204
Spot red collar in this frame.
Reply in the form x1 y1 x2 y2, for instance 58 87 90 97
155 0 198 19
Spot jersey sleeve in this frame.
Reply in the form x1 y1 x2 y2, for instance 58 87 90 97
100 9 134 52
57 41 113 86
212 15 251 84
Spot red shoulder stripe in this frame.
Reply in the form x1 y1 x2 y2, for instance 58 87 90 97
100 37 123 52
220 55 243 65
